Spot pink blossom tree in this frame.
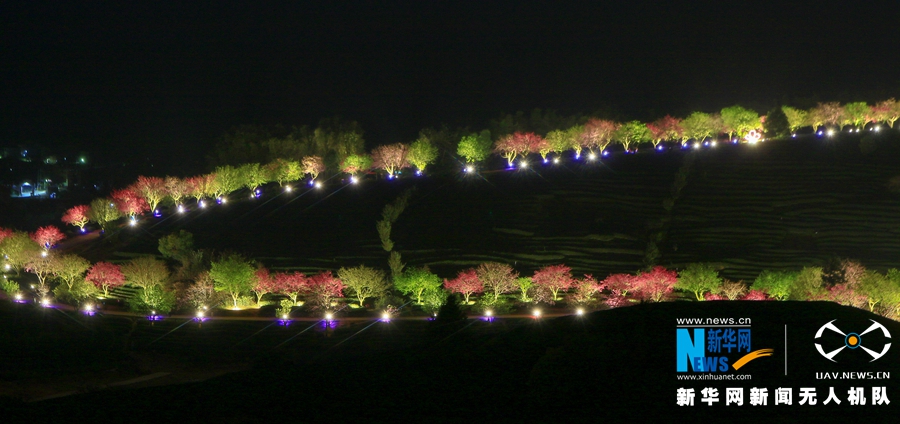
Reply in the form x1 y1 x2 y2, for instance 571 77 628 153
443 268 484 304
531 264 575 303
600 273 635 307
252 268 280 306
476 262 518 305
31 226 65 249
131 176 167 212
111 188 150 217
165 176 188 206
62 205 91 231
579 119 618 153
371 143 409 176
569 274 602 305
740 290 771 301
632 266 677 302
85 262 126 297
305 271 343 310
494 132 534 166
301 156 326 181
274 271 308 305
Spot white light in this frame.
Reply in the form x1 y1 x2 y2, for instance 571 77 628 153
693 142 700 149
14 293 22 300
553 157 560 164
381 311 391 321
177 205 185 213
484 310 493 317
874 126 880 132
827 130 835 136
711 141 717 147
791 134 797 138
575 153 581 159
325 312 333 320
315 182 322 189
532 309 542 318
282 314 288 320
197 311 205 318
41 251 48 257
151 310 155 315
41 298 50 307
588 153 597 161
576 308 584 316
199 200 206 208
350 176 358 184
465 165 474 173
220 197 227 204
5 264 11 270
285 186 292 192
129 220 136 227
519 161 528 169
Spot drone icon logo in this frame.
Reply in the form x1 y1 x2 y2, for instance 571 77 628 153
814 319 891 362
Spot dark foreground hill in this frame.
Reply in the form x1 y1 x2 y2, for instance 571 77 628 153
3 301 897 423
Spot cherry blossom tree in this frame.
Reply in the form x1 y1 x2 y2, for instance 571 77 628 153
131 176 167 212
528 134 552 160
740 290 771 301
600 273 635 307
184 176 206 203
809 102 845 130
443 268 484 304
111 188 149 217
569 274 602 305
494 132 534 166
274 271 307 305
31 226 65 249
632 266 677 302
306 271 344 310
25 254 55 298
371 143 409 175
648 115 684 145
476 262 518 305
165 176 188 206
252 268 280 306
85 261 126 297
301 156 326 180
532 264 575 302
871 98 900 128
579 119 618 153
62 205 91 231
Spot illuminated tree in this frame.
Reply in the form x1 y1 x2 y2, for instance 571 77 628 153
532 264 575 302
675 263 721 301
371 143 409 175
338 265 389 307
209 253 254 309
681 112 718 143
580 119 618 153
601 273 635 307
158 230 195 267
394 266 441 304
648 115 684 145
122 256 170 289
237 163 267 192
300 156 325 181
0 227 13 244
131 176 167 212
213 165 243 197
842 102 869 129
632 266 677 302
516 277 533 302
818 282 867 309
789 266 824 300
443 268 483 304
184 272 222 309
263 158 303 186
475 262 518 305
809 102 845 130
407 137 438 172
530 135 552 160
872 98 900 128
165 176 188 206
111 188 149 217
184 176 206 203
50 254 91 291
85 262 125 297
251 268 279 306
614 120 651 151
0 232 40 271
62 205 91 231
545 129 573 157
720 106 760 139
781 106 809 132
128 285 176 314
569 275 601 305
750 270 795 300
274 271 307 305
494 132 533 166
457 130 492 164
88 198 121 232
341 154 372 175
741 290 770 301
305 271 344 310
858 270 900 312
31 226 65 249
25 254 55 297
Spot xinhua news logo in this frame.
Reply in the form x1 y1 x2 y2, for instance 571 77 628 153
814 319 891 363
676 318 773 372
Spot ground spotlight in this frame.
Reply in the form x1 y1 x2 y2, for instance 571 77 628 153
532 309 542 318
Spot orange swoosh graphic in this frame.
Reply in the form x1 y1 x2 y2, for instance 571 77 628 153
732 348 774 370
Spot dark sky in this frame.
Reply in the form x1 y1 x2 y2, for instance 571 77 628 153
2 1 899 170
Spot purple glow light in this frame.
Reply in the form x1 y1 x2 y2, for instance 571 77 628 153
80 228 86 233
147 314 163 321
656 145 664 151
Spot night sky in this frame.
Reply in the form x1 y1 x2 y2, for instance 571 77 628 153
2 1 899 171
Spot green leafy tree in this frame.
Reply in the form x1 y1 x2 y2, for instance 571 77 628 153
1 279 19 297
790 266 824 300
51 254 91 291
764 107 790 138
613 120 650 151
858 270 900 313
516 277 533 302
127 285 176 314
842 102 869 129
407 136 438 172
341 154 372 175
456 130 492 164
338 265 389 307
122 256 170 289
237 163 267 191
781 106 809 132
158 230 195 266
720 105 760 139
750 270 796 300
89 197 122 232
681 112 718 143
213 165 244 197
675 263 722 300
394 267 442 304
422 287 449 315
209 253 255 308
0 231 41 271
